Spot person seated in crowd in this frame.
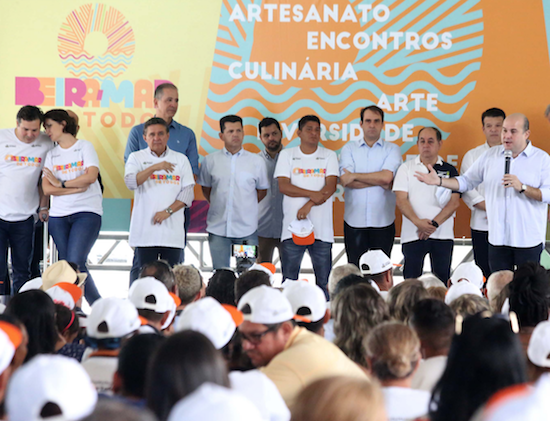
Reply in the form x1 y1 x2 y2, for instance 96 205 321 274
359 249 394 300
418 273 446 289
0 315 28 371
146 330 230 421
5 290 59 362
429 313 527 421
113 333 166 408
409 299 454 392
128 277 173 334
206 269 237 305
507 262 550 353
139 260 178 297
82 297 141 394
0 321 23 404
427 286 448 301
448 261 484 290
327 264 362 299
291 376 386 421
176 297 290 421
387 279 430 323
332 283 389 369
445 279 484 306
235 269 271 304
282 280 329 336
237 285 366 407
486 270 513 313
172 264 205 312
6 355 97 421
82 400 157 421
449 294 491 318
55 303 86 362
365 322 430 420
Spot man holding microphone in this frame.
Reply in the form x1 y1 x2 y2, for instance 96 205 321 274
415 113 550 272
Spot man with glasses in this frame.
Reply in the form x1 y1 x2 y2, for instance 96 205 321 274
237 285 366 407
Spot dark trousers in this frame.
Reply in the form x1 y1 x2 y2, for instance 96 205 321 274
402 239 454 282
49 212 102 304
0 216 34 294
344 222 395 266
257 237 281 264
130 247 183 284
488 243 543 273
471 229 490 279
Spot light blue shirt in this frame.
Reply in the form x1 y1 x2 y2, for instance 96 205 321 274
198 147 269 238
257 150 283 239
124 119 199 175
457 142 550 247
339 138 402 228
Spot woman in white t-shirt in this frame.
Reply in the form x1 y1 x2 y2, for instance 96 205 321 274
365 322 430 421
41 109 103 304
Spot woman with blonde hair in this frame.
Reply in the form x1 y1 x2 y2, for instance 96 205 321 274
332 283 389 367
291 376 386 421
365 322 430 421
387 279 430 323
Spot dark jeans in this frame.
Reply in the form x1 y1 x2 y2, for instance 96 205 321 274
488 243 543 273
471 229 490 279
130 246 183 284
49 212 102 304
0 216 34 294
402 239 454 282
344 222 395 266
281 239 332 299
31 220 45 279
258 237 281 264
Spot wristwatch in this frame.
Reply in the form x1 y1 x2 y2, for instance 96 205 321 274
165 207 173 215
520 184 527 194
61 180 66 189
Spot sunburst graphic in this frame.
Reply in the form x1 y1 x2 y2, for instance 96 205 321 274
58 3 135 80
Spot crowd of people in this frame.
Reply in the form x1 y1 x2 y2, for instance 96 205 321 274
1 82 550 420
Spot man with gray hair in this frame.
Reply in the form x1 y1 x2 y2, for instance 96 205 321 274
416 113 550 272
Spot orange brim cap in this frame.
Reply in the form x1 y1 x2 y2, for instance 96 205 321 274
292 232 315 246
259 263 276 274
139 316 149 326
0 321 23 349
293 315 311 323
54 282 83 304
169 292 182 307
222 304 244 327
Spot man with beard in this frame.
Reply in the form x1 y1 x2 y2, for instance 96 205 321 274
257 118 284 263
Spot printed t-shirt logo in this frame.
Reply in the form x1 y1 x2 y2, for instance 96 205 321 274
5 155 42 167
150 174 181 185
293 167 327 177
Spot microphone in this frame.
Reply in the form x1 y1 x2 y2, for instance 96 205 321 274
504 150 512 174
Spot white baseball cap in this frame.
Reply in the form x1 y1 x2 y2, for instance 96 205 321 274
288 218 315 246
129 277 173 313
162 293 182 330
359 250 392 275
87 297 140 339
238 285 295 324
167 383 262 421
450 262 484 289
282 280 326 322
0 322 22 374
445 280 483 305
6 355 97 421
176 297 237 349
46 283 82 310
528 320 550 368
19 277 43 292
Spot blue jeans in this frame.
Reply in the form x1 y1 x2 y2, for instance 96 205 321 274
49 212 102 304
281 239 332 299
130 247 183 284
0 216 34 294
208 232 258 270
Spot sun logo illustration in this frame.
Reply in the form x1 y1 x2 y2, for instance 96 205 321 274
58 3 135 80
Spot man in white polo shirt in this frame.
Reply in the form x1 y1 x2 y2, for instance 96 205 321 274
198 115 269 269
125 117 195 283
416 114 550 272
393 127 460 281
339 105 402 266
0 106 52 294
274 115 339 298
461 108 506 278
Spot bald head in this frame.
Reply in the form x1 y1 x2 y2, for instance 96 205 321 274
504 113 529 132
486 270 513 311
502 113 530 155
66 110 80 136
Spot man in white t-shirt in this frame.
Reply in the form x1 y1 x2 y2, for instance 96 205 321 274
125 118 195 283
198 115 269 269
461 108 506 278
0 106 52 293
274 115 338 297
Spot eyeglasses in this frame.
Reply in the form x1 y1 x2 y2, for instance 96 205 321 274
239 324 280 345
